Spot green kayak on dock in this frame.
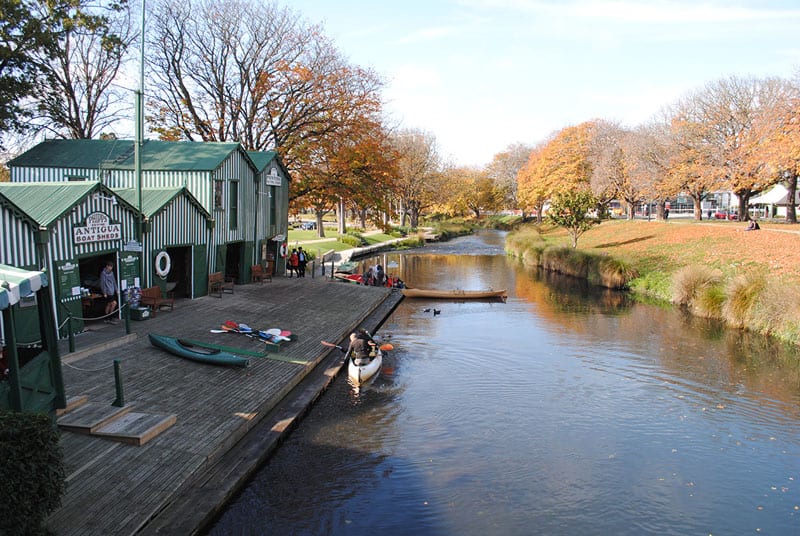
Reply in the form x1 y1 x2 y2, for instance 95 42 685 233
148 333 250 367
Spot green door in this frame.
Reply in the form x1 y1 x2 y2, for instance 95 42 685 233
54 259 83 335
193 244 208 297
242 241 254 283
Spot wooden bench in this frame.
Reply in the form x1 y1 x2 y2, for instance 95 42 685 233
209 272 234 298
251 264 271 284
139 286 175 316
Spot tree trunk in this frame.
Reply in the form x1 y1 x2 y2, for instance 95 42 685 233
738 193 751 222
786 175 798 224
315 211 326 238
691 193 703 220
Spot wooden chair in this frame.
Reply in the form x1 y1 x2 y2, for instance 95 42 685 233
139 286 175 316
251 264 271 284
209 272 234 297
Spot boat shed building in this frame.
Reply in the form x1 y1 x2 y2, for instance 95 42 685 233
2 139 291 336
0 181 141 337
7 139 291 274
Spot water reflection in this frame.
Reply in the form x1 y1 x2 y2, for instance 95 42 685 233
210 231 800 536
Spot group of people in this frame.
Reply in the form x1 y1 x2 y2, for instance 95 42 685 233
363 264 405 288
287 247 308 277
744 219 761 231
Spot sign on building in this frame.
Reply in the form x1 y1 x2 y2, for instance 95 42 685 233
73 212 121 244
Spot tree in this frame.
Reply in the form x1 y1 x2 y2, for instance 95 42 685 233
486 142 533 210
391 128 441 228
29 0 135 139
517 123 593 223
147 0 384 177
547 189 599 248
438 166 502 219
672 76 791 220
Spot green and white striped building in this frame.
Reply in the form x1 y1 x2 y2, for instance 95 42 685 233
2 139 291 337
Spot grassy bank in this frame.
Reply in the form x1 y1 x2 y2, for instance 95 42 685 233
506 220 800 345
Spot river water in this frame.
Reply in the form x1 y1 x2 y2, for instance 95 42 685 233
209 230 800 535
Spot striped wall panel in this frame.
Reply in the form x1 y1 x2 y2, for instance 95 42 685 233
10 167 101 182
0 208 38 267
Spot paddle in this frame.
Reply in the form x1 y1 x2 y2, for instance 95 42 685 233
321 340 346 353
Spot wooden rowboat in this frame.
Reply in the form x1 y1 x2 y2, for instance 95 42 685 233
401 288 507 300
149 333 249 367
348 349 382 385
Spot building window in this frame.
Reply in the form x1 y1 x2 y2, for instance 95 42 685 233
229 180 239 230
214 180 224 211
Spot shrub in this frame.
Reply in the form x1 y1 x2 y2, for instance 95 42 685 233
671 265 721 307
592 256 639 289
723 272 766 328
0 410 66 535
339 232 365 247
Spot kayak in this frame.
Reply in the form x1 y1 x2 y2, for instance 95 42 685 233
334 273 364 284
348 349 382 385
401 288 507 300
148 333 249 367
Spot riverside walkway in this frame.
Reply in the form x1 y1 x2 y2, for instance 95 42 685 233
48 274 403 535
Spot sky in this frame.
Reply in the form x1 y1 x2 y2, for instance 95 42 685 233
289 0 800 167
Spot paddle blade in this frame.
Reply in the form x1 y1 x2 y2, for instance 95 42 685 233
379 343 394 351
321 341 345 352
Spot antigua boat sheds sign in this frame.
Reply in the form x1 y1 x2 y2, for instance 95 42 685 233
73 211 122 244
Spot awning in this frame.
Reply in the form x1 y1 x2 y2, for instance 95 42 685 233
0 264 49 311
750 184 800 205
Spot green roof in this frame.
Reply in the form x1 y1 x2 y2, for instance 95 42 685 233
113 187 211 220
247 151 278 172
0 182 99 227
8 139 256 173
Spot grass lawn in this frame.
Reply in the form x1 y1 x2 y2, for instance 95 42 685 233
535 219 800 282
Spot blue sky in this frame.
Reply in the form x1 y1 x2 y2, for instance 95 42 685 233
290 0 800 167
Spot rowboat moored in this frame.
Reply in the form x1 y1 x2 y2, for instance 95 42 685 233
401 288 507 300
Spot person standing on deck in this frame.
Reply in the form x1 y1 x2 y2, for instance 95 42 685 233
99 261 119 324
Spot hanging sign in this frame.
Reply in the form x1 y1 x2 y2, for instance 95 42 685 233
73 211 122 244
264 167 282 187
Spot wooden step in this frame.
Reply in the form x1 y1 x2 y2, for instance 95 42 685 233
92 412 177 446
57 402 134 434
56 394 89 417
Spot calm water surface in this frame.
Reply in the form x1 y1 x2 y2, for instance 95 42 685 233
210 231 800 535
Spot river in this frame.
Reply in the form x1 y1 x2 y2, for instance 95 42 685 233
209 230 800 535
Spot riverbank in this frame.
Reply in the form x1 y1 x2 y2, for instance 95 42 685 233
47 277 402 535
506 219 800 345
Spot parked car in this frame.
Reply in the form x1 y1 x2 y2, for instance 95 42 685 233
714 210 738 220
300 221 317 230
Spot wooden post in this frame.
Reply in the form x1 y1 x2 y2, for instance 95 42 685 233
112 359 125 407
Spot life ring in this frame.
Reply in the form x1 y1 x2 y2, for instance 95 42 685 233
155 251 171 279
279 243 287 258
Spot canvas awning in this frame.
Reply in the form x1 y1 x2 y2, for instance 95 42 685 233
750 184 800 205
0 264 48 311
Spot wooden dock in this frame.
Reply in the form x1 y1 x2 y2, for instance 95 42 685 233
48 276 403 535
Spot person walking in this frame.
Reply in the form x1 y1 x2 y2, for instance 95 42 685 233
288 249 299 278
99 261 119 324
297 247 307 277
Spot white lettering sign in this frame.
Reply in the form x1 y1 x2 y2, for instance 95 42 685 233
73 211 122 244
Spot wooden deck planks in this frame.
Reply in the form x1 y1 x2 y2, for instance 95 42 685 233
48 277 400 535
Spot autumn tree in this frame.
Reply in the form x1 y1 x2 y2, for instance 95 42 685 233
517 123 593 222
391 128 441 228
147 0 383 175
670 76 791 220
438 166 502 219
587 120 630 217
